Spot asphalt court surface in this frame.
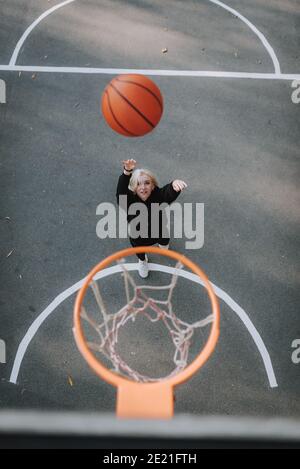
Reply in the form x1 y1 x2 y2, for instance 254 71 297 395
0 0 299 418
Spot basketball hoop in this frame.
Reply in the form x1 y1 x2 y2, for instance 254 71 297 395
73 246 220 419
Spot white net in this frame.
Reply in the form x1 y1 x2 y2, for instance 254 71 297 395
80 259 214 382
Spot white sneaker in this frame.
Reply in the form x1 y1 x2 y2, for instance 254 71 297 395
138 257 149 278
158 243 169 250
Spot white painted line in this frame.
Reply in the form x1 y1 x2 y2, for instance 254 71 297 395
0 65 299 80
208 0 281 74
10 263 278 388
212 284 279 388
9 0 76 66
151 264 278 388
9 276 86 384
8 0 281 76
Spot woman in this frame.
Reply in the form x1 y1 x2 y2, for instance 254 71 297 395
116 159 187 278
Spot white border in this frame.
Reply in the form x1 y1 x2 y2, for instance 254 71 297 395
208 0 281 73
4 0 281 391
1 65 299 80
10 262 278 388
9 0 76 66
5 0 291 78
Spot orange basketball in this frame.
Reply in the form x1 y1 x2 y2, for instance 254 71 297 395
101 74 163 137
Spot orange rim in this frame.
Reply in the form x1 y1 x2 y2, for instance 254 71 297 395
73 246 220 389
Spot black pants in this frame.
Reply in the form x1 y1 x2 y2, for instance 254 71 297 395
130 238 170 261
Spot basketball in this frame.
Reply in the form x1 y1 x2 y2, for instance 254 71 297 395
101 74 163 137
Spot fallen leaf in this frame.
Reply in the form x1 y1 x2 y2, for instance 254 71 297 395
68 376 73 386
31 74 37 80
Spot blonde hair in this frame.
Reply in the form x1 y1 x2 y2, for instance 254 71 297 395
128 168 158 193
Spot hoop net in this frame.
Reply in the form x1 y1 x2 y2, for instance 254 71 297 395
79 258 214 383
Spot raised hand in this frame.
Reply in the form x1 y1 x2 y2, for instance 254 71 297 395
122 159 137 171
172 179 187 192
